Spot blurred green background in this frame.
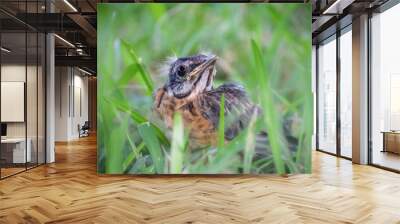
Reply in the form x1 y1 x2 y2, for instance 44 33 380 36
98 3 312 174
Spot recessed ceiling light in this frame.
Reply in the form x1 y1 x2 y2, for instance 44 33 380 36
1 47 11 53
322 0 354 15
54 34 75 48
78 67 93 76
63 0 78 12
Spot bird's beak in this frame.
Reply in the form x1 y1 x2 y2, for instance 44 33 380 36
187 56 218 81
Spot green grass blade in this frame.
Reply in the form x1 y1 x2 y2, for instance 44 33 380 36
121 39 154 94
106 115 129 173
123 139 145 172
117 64 138 86
138 122 164 174
198 130 247 173
243 111 258 173
107 97 170 147
250 39 285 174
170 113 186 174
149 4 166 20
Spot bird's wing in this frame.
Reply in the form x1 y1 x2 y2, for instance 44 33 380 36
197 83 260 140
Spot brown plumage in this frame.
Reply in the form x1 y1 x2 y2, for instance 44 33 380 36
153 54 259 148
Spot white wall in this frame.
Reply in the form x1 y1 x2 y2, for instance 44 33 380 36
55 67 69 141
1 65 26 137
1 65 25 81
55 67 89 141
1 82 25 122
1 63 46 164
1 65 39 138
72 73 89 137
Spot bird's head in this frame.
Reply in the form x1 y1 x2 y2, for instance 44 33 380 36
166 54 217 99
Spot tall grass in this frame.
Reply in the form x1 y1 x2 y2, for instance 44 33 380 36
97 3 312 174
170 113 186 173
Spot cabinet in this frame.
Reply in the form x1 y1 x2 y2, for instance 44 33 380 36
382 132 400 154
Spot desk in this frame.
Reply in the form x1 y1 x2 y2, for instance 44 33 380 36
382 131 400 155
1 138 31 163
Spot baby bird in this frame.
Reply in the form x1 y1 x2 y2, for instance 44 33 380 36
153 54 258 148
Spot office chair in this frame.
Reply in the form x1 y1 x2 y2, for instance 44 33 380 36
79 121 90 138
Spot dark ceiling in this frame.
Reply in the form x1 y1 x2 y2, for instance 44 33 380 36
1 0 98 74
1 0 393 73
312 0 390 44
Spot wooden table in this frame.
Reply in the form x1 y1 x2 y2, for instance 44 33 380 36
381 131 400 154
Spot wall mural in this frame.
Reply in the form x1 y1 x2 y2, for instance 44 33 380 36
97 3 312 174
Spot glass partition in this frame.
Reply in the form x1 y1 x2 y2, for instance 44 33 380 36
1 30 28 177
27 30 38 169
317 36 337 154
371 3 400 171
0 2 46 179
339 28 352 158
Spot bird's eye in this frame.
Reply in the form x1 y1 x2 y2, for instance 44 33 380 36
177 65 186 77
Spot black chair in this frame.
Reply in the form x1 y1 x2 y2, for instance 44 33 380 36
78 121 90 138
